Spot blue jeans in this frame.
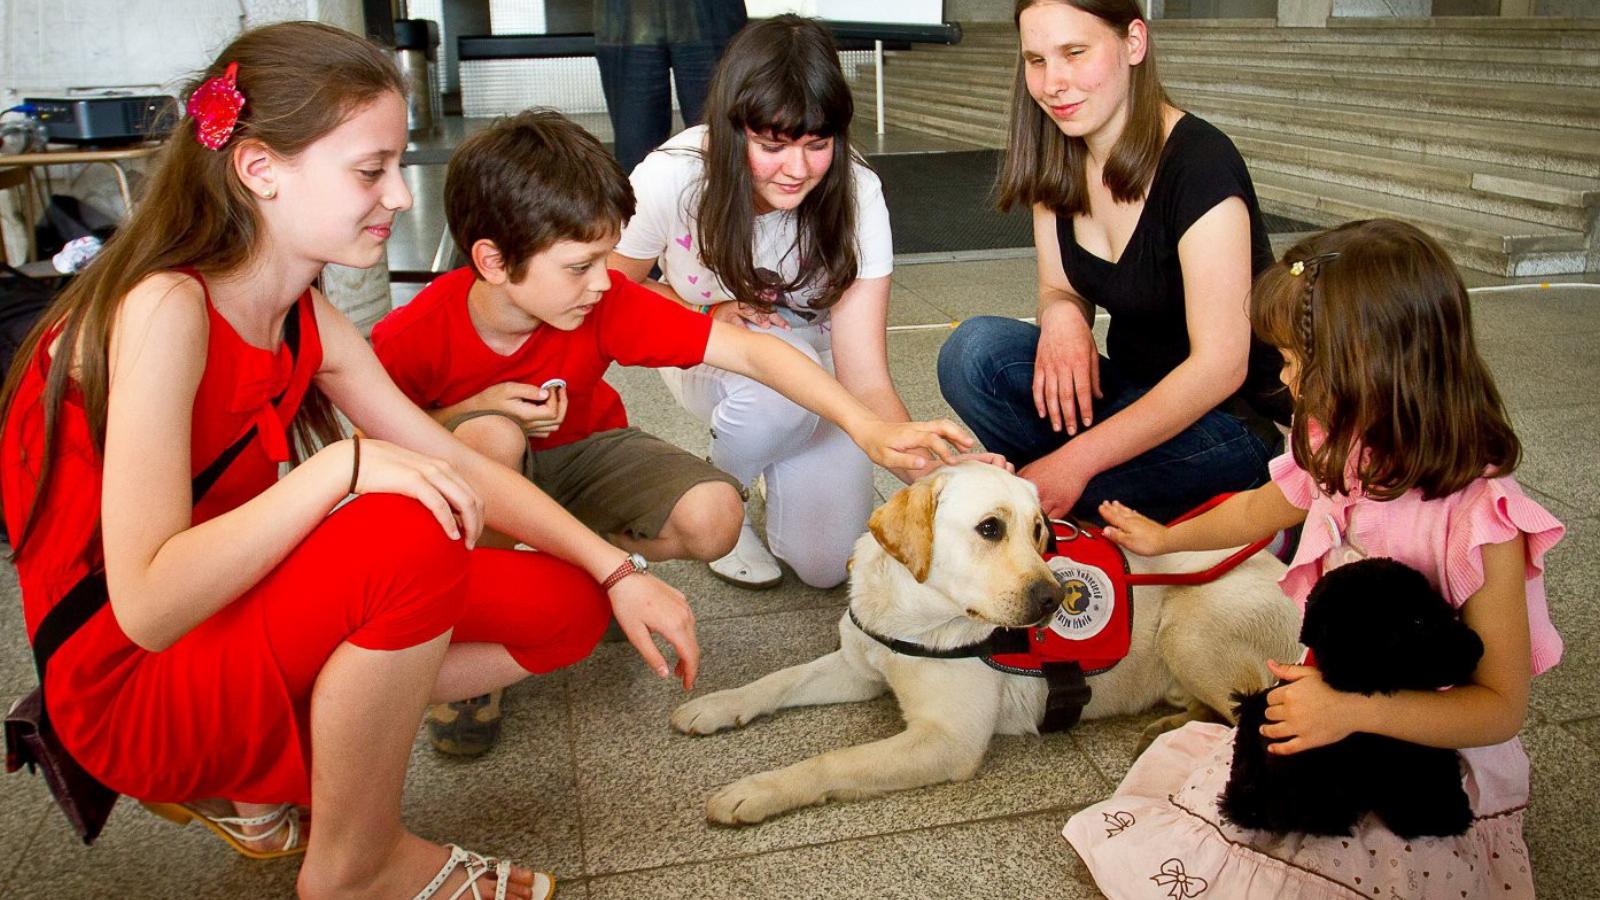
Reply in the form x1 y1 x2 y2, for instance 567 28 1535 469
596 41 722 175
937 316 1275 524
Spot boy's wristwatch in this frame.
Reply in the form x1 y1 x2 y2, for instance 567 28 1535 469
601 552 649 590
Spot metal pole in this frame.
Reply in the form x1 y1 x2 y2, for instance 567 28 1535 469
875 39 885 137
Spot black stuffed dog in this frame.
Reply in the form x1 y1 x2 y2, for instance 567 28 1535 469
1219 557 1485 839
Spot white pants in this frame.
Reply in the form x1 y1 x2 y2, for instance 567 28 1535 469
661 324 872 588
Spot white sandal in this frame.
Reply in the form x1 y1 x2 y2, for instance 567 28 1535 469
142 801 305 860
708 521 783 589
411 844 554 900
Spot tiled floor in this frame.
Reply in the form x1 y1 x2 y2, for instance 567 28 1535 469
1 258 1596 899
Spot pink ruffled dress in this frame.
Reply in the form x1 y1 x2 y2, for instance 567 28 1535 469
1063 451 1565 900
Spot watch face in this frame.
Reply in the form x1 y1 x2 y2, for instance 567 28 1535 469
630 552 648 573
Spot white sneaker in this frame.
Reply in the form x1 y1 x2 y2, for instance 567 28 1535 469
708 522 783 589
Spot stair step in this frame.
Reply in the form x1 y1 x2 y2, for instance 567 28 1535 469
1162 65 1600 131
1172 90 1600 177
1252 171 1587 276
1159 48 1599 87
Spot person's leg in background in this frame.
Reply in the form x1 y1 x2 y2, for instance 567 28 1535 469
666 40 721 129
596 43 673 175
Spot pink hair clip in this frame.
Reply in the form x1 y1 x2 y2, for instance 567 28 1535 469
187 62 245 150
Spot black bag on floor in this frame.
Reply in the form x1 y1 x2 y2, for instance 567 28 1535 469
0 262 57 383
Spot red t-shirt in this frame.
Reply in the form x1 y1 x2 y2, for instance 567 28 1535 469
371 267 713 450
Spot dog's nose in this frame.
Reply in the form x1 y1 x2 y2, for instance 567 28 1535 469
1027 578 1066 623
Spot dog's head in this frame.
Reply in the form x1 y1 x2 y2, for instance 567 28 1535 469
867 462 1064 628
1300 557 1485 694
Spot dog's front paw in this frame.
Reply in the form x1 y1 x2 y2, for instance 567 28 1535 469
671 690 751 735
706 772 802 826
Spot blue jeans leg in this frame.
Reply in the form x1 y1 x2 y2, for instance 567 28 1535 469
937 316 1273 523
596 44 673 175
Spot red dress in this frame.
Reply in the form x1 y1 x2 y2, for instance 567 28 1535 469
2 272 610 806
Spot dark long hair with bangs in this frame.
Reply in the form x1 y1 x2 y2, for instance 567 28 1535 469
995 0 1170 215
0 22 402 555
694 14 860 312
1250 219 1520 501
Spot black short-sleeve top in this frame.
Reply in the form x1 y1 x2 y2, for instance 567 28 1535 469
1056 113 1291 432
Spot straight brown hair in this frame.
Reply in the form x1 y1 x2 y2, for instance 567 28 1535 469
995 0 1171 215
1251 219 1520 501
0 21 403 554
692 14 859 312
446 109 635 281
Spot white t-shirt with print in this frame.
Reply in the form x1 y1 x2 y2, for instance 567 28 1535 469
615 124 894 332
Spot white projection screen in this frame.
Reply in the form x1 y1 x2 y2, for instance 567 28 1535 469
744 1 944 24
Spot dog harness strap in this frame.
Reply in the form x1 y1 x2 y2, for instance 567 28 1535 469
1038 662 1093 733
845 607 1029 659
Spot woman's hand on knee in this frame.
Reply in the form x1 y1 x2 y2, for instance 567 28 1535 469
343 438 484 548
608 575 700 690
1034 298 1102 436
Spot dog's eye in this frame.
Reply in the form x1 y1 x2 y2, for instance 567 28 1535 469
976 517 1005 541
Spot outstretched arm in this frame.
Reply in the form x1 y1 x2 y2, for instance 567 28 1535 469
701 315 972 476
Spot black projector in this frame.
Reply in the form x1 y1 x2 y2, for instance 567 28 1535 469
24 94 178 145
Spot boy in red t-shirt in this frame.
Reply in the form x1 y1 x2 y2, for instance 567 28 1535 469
373 110 971 755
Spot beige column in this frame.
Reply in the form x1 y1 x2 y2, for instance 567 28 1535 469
1499 0 1536 14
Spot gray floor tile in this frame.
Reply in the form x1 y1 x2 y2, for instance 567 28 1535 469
1064 711 1176 787
1527 517 1600 724
7 800 303 898
891 257 1038 296
402 671 585 878
899 278 1040 325
1470 286 1600 339
888 288 956 329
586 810 1104 900
1561 715 1600 754
1508 405 1600 520
568 606 1109 877
1523 725 1600 899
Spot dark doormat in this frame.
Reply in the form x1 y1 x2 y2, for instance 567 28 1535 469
868 148 1319 256
868 150 1027 255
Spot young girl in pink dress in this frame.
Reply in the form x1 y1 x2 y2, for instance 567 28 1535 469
1062 218 1563 899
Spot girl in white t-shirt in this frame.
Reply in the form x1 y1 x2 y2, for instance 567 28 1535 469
611 15 999 589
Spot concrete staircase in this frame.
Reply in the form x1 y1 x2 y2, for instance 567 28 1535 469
852 18 1600 276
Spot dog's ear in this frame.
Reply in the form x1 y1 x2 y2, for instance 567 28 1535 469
869 475 944 582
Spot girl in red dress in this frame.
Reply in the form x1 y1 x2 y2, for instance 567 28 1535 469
0 21 901 900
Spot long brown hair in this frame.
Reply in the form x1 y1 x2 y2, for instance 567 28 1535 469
693 14 859 312
0 21 404 553
1251 219 1520 501
995 0 1171 215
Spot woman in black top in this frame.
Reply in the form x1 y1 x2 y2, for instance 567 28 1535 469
938 0 1289 522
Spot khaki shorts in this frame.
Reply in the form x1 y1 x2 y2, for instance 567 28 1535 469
446 412 741 540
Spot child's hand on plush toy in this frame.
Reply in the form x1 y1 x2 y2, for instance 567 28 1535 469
1260 659 1366 755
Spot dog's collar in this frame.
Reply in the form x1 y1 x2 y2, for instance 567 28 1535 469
846 606 1031 659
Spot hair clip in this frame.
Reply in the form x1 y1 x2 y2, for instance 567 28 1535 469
1288 251 1340 278
188 62 245 151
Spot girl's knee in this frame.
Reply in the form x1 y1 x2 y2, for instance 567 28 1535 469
782 543 852 589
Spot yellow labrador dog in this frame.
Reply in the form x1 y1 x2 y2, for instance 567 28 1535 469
672 462 1301 825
